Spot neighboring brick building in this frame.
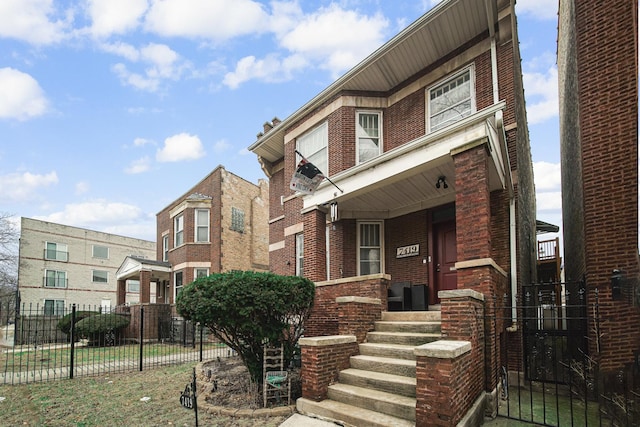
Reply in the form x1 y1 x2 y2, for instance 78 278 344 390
558 0 639 372
18 217 155 312
116 166 269 305
249 0 536 424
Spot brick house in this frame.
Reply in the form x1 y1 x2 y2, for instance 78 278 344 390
249 0 536 425
116 166 269 305
558 0 639 373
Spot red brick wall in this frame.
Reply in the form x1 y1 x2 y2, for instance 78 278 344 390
385 211 430 286
574 0 640 371
337 298 382 343
303 209 327 282
300 339 359 401
384 90 425 150
305 277 389 337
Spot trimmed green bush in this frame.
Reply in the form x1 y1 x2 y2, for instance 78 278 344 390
75 313 130 346
57 311 99 338
176 271 315 384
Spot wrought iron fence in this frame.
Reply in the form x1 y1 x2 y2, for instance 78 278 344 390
1 301 234 385
492 281 639 426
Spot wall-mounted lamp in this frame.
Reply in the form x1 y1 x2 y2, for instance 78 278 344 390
330 202 339 222
435 175 448 189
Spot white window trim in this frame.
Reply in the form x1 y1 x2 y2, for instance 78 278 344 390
174 214 184 248
296 121 329 176
162 235 169 261
45 242 68 262
295 233 304 277
92 245 109 259
174 271 184 300
356 221 384 276
195 209 210 243
426 65 476 134
356 110 383 164
44 269 67 288
194 267 209 279
92 270 109 283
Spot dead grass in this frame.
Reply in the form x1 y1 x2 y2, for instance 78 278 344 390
0 361 289 426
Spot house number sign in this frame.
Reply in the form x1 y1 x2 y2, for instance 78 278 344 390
396 244 419 258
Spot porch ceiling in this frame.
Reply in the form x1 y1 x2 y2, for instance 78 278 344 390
303 103 508 219
249 0 501 163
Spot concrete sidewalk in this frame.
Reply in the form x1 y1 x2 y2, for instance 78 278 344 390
279 414 340 427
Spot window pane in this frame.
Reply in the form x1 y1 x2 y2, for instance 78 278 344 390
92 270 108 283
128 280 140 292
429 70 472 132
45 270 66 288
93 245 109 259
231 207 245 233
359 223 381 275
196 210 209 242
358 113 381 163
44 300 64 316
175 215 184 247
297 122 328 175
163 235 169 261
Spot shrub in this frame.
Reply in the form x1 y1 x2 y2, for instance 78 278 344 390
57 311 99 338
75 313 130 346
176 271 315 384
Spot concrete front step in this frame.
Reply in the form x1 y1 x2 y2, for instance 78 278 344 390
297 397 415 427
367 331 441 346
359 342 416 360
327 383 416 421
381 310 441 322
339 368 416 398
350 354 416 377
374 320 441 333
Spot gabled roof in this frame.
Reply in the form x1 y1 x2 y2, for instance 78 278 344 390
249 0 501 163
116 256 172 280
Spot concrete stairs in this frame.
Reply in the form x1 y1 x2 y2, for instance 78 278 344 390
297 311 441 427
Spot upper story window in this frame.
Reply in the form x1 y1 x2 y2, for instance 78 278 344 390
231 207 245 233
162 235 169 261
295 233 304 277
92 245 109 259
428 67 474 132
45 242 68 262
357 222 383 276
174 214 184 247
44 270 67 288
296 122 328 176
195 209 210 242
92 270 108 283
357 111 382 164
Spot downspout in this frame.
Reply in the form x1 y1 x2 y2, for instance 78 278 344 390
489 15 518 327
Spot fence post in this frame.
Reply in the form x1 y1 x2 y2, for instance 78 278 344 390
139 306 144 372
199 324 203 362
70 304 76 379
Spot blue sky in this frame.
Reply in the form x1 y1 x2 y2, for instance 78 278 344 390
0 0 561 244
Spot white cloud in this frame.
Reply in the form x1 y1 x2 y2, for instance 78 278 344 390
156 133 205 162
133 137 153 147
0 68 49 120
523 57 558 125
75 181 90 195
144 0 268 41
35 200 155 240
534 161 562 212
0 0 70 45
125 156 151 174
213 139 231 153
223 54 307 89
100 41 140 62
278 5 389 76
534 161 561 192
0 171 58 202
515 0 558 20
86 0 148 38
110 43 189 92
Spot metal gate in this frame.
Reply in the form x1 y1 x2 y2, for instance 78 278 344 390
494 280 639 426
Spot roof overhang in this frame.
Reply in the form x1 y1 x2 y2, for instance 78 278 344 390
248 0 505 164
301 102 508 219
116 256 172 281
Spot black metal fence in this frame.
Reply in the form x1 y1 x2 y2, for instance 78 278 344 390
493 281 640 426
1 301 234 385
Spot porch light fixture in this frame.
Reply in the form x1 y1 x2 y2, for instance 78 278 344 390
330 202 339 222
435 175 448 189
